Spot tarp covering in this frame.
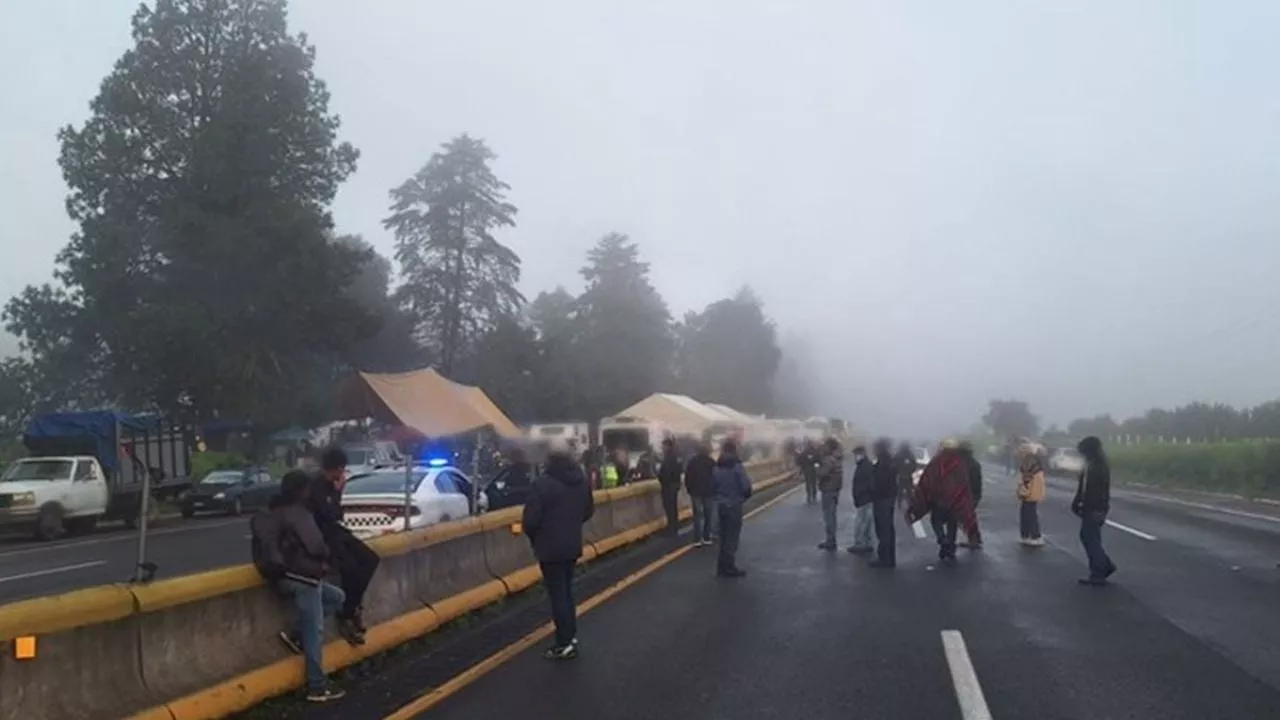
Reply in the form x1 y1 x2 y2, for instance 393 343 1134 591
24 411 159 472
338 368 521 440
609 393 731 438
706 403 764 426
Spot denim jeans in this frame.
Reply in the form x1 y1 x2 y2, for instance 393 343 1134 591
872 498 897 565
717 503 744 572
820 491 839 545
850 502 876 550
540 561 577 647
1079 511 1115 579
691 496 717 542
1020 501 1041 539
278 579 345 691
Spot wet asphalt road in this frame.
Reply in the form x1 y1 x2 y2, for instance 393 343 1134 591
396 466 1280 720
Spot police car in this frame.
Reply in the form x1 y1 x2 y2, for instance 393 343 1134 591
339 459 489 539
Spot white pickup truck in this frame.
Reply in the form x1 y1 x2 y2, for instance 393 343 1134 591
0 456 119 539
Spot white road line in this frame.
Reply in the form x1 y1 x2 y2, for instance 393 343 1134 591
912 520 928 539
0 560 107 585
0 518 246 559
1106 519 1157 541
941 630 994 720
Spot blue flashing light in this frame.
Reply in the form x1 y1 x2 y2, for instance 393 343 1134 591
425 457 449 468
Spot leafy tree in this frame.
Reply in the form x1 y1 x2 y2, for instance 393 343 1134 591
982 399 1041 440
1067 414 1120 439
574 233 674 420
456 316 544 422
675 287 781 413
385 134 521 374
333 235 424 373
4 0 368 437
524 288 587 421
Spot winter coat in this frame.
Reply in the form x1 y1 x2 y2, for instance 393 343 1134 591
817 451 844 494
711 455 753 506
658 451 683 487
850 456 874 507
1016 457 1046 503
523 455 596 563
684 452 716 498
1072 461 1111 515
871 454 898 501
907 449 978 536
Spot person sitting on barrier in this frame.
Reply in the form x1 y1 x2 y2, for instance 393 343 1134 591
711 439 753 578
309 447 380 646
523 437 595 660
250 470 346 703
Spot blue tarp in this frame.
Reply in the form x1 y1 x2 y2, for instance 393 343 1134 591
24 411 160 472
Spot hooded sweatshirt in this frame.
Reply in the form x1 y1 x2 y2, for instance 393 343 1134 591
1072 437 1111 515
850 455 874 507
684 451 715 498
711 454 753 506
523 454 596 563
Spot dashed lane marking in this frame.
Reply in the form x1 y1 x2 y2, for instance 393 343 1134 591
0 560 107 584
1106 519 1157 541
942 629 994 720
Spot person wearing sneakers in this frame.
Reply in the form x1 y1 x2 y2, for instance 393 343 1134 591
712 439 753 577
308 447 379 646
684 443 717 546
250 471 346 703
845 444 876 555
1016 450 1046 546
907 439 975 566
523 438 595 659
1073 436 1117 586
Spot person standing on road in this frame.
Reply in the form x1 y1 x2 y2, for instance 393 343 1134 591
845 445 876 555
684 443 717 546
308 447 379 646
712 439 753 577
894 442 918 510
1016 450 1046 546
657 438 684 538
869 439 898 568
799 440 820 505
251 471 346 703
907 439 974 565
523 439 596 660
816 438 845 551
1073 436 1116 586
958 441 984 550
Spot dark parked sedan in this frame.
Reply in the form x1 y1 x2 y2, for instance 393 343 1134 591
182 467 280 517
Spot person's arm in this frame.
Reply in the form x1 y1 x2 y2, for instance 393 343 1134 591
522 481 545 540
736 464 753 499
1071 469 1086 514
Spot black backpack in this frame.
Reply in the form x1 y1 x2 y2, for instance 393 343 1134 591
249 510 287 582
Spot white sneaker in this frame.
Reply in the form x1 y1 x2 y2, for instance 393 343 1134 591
1028 537 1046 547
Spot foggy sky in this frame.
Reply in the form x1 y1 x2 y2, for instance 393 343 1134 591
3 1 1279 437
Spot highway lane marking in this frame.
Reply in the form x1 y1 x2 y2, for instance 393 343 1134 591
383 484 802 720
1106 520 1157 541
0 560 107 584
941 630 994 720
0 518 246 559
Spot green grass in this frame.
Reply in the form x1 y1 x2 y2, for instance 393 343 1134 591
1107 441 1280 499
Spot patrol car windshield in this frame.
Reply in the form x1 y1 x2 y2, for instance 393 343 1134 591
345 470 428 495
2 459 74 482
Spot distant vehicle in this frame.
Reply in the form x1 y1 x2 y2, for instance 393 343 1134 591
482 463 535 511
1048 448 1085 476
342 442 399 476
339 462 487 539
599 417 664 469
181 467 279 518
0 411 194 540
526 423 590 451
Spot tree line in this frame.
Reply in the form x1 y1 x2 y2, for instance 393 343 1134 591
0 0 800 441
979 398 1280 445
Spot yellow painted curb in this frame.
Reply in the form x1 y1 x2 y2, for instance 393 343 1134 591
0 584 135 642
430 579 507 625
132 565 263 614
498 565 543 595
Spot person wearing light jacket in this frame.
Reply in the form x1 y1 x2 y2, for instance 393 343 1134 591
711 440 753 577
1016 451 1046 546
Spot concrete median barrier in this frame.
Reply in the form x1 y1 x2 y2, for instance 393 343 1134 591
0 460 789 720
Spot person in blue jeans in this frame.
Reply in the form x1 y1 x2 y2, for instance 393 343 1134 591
684 443 718 546
251 471 347 702
711 440 753 577
1072 436 1117 586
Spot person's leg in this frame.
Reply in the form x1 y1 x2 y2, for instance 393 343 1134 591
690 496 706 544
873 499 896 566
820 492 837 548
1027 502 1042 541
1079 513 1115 580
280 580 327 694
848 503 872 551
661 484 679 536
541 561 575 648
1019 500 1032 540
707 497 719 542
338 533 379 623
717 505 743 574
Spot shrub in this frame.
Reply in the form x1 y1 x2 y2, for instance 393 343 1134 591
1107 441 1280 498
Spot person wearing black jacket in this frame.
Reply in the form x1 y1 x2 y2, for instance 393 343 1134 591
657 438 683 537
308 447 380 645
524 443 596 660
845 445 876 554
684 444 717 546
869 439 898 568
250 471 346 703
1072 436 1116 586
799 440 820 504
893 443 918 509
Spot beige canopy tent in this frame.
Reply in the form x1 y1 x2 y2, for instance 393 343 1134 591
609 393 732 438
706 403 764 426
337 367 521 440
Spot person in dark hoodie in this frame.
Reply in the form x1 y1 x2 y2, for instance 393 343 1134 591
816 437 844 551
308 447 379 645
711 439 753 577
845 445 876 554
657 438 684 538
869 439 898 568
799 440 820 504
523 439 596 660
684 443 717 546
250 471 346 703
1072 436 1116 586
